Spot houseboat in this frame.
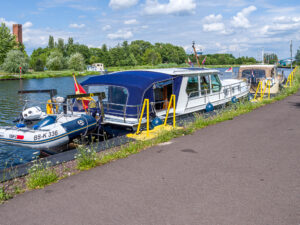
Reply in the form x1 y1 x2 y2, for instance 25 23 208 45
238 65 284 94
77 68 250 128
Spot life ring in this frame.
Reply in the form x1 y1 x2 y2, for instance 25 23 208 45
46 99 58 114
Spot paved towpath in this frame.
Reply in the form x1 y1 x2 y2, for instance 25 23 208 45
1 92 300 225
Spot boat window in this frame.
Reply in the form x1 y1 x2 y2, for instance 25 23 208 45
242 69 266 79
186 76 199 98
211 74 221 93
88 85 128 111
154 81 173 110
200 75 211 95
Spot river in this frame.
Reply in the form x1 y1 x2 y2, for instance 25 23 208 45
0 67 292 169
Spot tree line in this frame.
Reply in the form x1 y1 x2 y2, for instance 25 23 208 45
4 22 299 75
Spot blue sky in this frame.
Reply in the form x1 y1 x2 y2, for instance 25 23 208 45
1 0 299 59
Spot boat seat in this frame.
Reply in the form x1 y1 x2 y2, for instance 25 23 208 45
33 116 57 130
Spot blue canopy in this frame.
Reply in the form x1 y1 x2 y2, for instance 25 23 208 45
81 71 173 105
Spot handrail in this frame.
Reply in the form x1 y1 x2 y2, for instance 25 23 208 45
136 99 149 136
164 94 176 127
253 80 271 101
285 66 298 87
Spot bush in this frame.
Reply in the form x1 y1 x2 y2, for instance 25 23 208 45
46 50 65 70
68 52 85 71
26 162 58 189
1 50 29 73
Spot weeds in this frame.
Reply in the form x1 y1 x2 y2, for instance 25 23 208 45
26 161 58 189
75 142 100 170
0 187 11 202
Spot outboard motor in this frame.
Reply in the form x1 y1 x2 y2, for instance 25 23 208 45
22 106 47 121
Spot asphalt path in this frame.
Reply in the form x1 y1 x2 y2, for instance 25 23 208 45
1 92 300 225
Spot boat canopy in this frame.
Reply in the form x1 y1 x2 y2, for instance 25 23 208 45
81 71 173 105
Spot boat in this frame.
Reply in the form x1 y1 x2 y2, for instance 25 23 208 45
238 65 284 94
0 113 97 154
87 63 106 74
77 68 250 129
0 90 98 154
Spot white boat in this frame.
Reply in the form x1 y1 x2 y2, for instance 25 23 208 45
238 64 284 94
0 114 97 153
77 68 250 128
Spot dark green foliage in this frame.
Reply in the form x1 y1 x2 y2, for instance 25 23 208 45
34 58 45 71
48 35 54 49
295 48 300 65
264 53 278 64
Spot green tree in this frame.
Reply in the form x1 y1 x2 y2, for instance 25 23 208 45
295 48 300 65
68 37 73 46
68 52 85 71
143 49 162 65
46 50 64 70
0 23 17 64
1 50 29 73
48 35 54 49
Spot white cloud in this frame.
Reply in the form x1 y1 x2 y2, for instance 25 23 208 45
203 14 223 23
23 22 33 29
141 25 148 29
107 30 133 40
0 17 17 28
144 0 196 15
109 0 139 10
102 25 112 31
202 14 228 34
203 23 226 33
231 5 256 28
124 19 138 25
69 23 85 28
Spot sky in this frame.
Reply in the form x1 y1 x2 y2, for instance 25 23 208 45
0 0 299 60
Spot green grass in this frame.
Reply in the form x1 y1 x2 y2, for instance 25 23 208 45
0 70 98 80
0 187 11 203
26 162 58 189
75 143 101 170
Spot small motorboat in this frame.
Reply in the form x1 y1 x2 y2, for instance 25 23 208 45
0 113 97 153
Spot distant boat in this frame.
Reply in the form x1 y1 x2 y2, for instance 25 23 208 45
225 67 233 72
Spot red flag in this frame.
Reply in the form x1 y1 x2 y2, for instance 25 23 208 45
201 56 207 65
73 75 89 109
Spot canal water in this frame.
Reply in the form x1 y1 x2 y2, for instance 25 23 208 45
0 67 292 169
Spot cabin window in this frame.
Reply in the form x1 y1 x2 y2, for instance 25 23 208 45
200 75 211 95
153 80 173 110
186 76 199 98
211 74 221 92
242 69 266 79
88 85 128 111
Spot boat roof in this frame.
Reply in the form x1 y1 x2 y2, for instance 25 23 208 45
144 67 219 76
239 64 276 69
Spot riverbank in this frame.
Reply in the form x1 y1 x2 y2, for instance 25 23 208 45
0 64 238 80
0 73 300 224
0 68 299 203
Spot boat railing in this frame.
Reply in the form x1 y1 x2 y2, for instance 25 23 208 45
187 80 249 103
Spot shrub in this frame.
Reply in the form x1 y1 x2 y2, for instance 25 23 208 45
1 50 29 73
26 162 58 189
68 52 85 71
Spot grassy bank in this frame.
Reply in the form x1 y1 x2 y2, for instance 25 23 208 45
0 69 299 203
0 64 239 80
0 70 98 80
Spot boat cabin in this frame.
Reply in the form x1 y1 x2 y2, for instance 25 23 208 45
80 68 249 127
238 65 283 93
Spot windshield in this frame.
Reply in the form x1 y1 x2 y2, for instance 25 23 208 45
242 69 266 79
88 85 128 110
